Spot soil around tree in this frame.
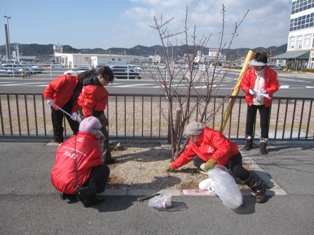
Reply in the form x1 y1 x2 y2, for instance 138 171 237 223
106 142 249 190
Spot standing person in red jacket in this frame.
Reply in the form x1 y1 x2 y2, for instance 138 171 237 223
166 121 267 203
43 73 83 144
241 51 280 155
78 66 115 164
51 116 110 207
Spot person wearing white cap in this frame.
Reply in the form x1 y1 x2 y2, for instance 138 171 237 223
51 116 110 207
240 51 279 155
166 121 267 203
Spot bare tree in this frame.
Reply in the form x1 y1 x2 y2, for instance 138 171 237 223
149 5 248 160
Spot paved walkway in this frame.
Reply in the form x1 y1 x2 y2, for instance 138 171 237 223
0 140 313 234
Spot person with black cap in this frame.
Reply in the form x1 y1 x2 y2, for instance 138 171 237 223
51 116 110 207
166 121 267 203
241 51 279 155
78 66 116 165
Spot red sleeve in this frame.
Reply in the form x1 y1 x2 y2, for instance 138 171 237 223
78 86 97 117
172 143 196 169
240 68 252 94
264 68 280 96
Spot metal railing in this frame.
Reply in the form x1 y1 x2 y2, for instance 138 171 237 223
0 93 313 142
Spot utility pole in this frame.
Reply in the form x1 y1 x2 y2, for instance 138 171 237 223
4 15 11 61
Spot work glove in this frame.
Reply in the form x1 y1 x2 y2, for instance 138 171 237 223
249 89 256 95
47 99 54 106
204 158 217 171
71 112 77 121
166 165 174 172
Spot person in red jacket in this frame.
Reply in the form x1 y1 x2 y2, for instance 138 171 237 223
78 66 115 164
166 121 267 203
241 51 280 155
51 116 110 207
43 73 83 144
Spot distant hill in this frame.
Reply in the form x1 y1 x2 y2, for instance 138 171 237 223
0 43 287 62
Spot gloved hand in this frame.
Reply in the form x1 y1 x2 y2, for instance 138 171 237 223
166 165 174 172
47 99 54 106
249 89 256 95
260 89 267 94
71 112 77 121
204 159 217 171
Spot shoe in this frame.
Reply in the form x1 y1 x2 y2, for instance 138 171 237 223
242 139 253 151
104 159 116 165
60 192 78 201
60 192 67 200
83 196 105 207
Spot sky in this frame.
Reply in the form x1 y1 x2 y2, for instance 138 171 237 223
1 0 292 51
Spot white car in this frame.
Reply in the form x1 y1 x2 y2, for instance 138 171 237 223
50 63 64 68
64 66 92 75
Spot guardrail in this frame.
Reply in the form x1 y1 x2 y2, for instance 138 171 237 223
0 93 313 142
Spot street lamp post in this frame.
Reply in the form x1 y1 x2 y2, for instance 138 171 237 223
4 15 11 61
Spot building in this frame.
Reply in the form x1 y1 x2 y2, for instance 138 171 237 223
272 0 314 69
194 49 227 65
53 45 142 68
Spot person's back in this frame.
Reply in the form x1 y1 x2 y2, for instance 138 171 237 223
51 116 110 207
51 131 102 194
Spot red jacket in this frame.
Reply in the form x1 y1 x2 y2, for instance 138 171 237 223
77 85 109 117
172 127 239 169
240 66 279 107
43 74 80 112
51 132 102 194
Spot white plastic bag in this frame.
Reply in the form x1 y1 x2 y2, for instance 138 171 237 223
148 192 172 208
208 165 243 209
199 178 215 193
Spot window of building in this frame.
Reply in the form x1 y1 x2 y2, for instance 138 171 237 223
289 12 314 31
304 33 312 48
289 36 296 49
297 35 303 49
292 0 314 14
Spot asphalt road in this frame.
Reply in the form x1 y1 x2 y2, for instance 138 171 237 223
0 68 313 97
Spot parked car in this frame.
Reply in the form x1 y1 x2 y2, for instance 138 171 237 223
64 66 92 75
50 63 64 68
156 63 166 69
31 65 45 73
2 64 24 73
18 64 36 74
129 65 142 72
0 66 21 76
95 64 107 69
109 65 141 79
267 64 283 70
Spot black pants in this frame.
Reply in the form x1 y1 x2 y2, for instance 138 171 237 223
245 104 270 139
193 152 250 181
83 164 110 193
94 113 112 161
51 100 79 143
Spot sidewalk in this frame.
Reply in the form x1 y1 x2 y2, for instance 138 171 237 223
0 140 313 234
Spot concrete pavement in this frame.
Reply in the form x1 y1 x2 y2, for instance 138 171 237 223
0 140 313 234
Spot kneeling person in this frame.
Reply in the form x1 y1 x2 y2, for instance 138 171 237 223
166 121 267 203
51 116 110 207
